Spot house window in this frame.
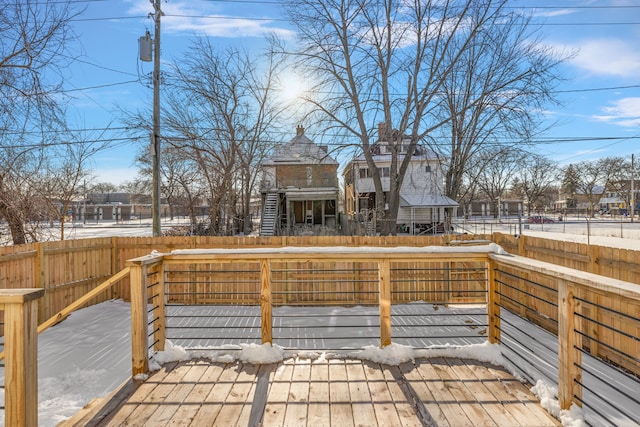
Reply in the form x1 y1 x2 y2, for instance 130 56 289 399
306 166 313 186
425 165 431 173
379 167 390 177
359 167 370 179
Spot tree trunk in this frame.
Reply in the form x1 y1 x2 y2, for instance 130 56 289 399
0 202 27 245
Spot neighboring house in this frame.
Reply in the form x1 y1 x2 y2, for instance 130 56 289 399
260 126 340 236
465 198 525 218
343 123 458 235
68 193 170 222
554 186 605 215
598 181 640 215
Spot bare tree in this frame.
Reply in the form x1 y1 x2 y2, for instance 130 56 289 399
473 147 525 218
161 39 283 235
283 0 565 234
436 9 565 206
574 160 606 217
0 0 82 244
512 153 558 215
599 156 633 215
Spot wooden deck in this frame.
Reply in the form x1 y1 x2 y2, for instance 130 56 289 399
63 357 560 427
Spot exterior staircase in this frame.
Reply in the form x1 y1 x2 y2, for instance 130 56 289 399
260 192 278 236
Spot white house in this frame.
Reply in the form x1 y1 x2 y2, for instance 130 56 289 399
343 123 458 234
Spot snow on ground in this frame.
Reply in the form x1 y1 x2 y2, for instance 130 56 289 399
0 300 132 426
455 216 640 250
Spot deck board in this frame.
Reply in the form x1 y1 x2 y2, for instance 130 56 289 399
65 358 561 427
307 359 331 426
362 361 403 426
329 359 356 427
167 363 225 426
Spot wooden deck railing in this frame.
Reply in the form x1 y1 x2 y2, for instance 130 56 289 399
0 289 44 426
1 234 638 336
127 245 640 417
489 253 640 412
1 242 638 423
0 271 131 425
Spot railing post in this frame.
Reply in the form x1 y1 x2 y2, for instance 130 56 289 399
1 288 45 427
129 262 149 376
260 258 272 345
487 259 501 344
378 258 391 348
154 261 166 352
558 279 582 410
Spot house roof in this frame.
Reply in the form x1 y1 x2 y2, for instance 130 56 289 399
400 193 459 208
351 146 439 163
263 130 338 166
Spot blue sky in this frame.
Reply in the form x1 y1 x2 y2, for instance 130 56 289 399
63 0 640 185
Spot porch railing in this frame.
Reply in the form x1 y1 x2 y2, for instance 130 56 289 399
2 243 638 424
127 245 640 424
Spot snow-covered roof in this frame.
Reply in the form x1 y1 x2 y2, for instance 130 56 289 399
263 131 338 166
598 197 624 204
400 193 459 207
351 146 439 163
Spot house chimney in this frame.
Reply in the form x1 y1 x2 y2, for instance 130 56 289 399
296 125 304 136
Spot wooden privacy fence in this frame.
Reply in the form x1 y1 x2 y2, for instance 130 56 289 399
0 234 485 334
493 233 640 285
0 238 116 336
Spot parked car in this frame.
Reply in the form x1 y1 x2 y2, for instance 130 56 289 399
527 215 555 224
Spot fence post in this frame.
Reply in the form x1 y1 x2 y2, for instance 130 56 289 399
558 279 582 410
487 259 501 344
111 236 120 299
34 242 46 322
1 288 45 427
379 258 391 348
129 262 149 376
260 258 272 345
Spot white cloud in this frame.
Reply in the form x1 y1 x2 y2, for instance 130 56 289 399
570 39 640 78
593 97 640 127
126 0 294 39
533 8 577 18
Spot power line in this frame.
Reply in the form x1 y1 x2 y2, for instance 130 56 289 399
60 80 141 93
0 136 146 150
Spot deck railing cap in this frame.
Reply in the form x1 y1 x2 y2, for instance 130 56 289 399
0 288 45 304
490 252 640 302
126 250 164 266
167 243 506 257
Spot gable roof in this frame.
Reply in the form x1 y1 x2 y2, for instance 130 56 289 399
263 129 338 166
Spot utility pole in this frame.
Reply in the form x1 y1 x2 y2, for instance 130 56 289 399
151 0 162 237
632 153 635 223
